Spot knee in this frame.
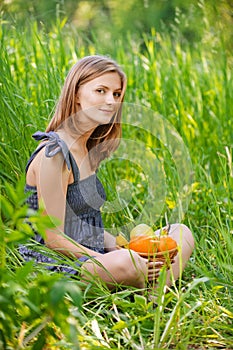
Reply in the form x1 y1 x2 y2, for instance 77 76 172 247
181 224 195 250
170 223 195 250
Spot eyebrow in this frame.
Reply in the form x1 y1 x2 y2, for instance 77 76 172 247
96 84 122 91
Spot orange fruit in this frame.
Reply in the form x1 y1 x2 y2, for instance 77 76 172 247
129 235 160 254
158 237 177 252
129 235 177 254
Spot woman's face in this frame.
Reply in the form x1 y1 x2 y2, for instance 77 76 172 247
76 72 122 126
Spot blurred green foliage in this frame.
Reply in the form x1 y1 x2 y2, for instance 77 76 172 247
1 0 233 50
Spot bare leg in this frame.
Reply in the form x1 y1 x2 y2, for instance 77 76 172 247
81 223 194 292
156 223 195 288
80 249 148 290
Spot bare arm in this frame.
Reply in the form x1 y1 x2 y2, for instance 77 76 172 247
36 150 102 258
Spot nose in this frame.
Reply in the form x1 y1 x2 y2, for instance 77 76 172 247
105 92 115 105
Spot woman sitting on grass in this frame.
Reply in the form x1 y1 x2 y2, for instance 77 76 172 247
20 55 194 291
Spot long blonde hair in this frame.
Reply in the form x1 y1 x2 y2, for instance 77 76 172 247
46 55 127 170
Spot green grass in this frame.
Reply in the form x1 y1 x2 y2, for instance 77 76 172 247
0 12 233 349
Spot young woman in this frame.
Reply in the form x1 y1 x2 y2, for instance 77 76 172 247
20 55 194 291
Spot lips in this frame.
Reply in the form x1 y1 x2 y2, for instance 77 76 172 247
99 109 114 113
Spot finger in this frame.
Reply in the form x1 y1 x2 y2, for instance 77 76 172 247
147 268 162 280
147 271 161 279
147 270 160 277
147 262 164 269
147 272 160 281
147 260 164 266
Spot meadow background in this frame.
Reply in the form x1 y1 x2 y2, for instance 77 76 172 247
0 0 233 349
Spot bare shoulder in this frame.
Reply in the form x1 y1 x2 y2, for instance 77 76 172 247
26 146 69 187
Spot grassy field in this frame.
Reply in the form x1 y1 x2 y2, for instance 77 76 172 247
0 14 233 350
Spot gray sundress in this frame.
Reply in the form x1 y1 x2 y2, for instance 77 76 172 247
19 131 106 274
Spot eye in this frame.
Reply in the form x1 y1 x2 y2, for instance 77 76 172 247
96 88 105 94
113 91 122 98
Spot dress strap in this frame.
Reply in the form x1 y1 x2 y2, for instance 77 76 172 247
26 131 80 183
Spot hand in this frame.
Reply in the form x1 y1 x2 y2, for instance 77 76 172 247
147 260 164 282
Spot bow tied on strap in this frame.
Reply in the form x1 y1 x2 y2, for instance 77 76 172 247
32 131 71 170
